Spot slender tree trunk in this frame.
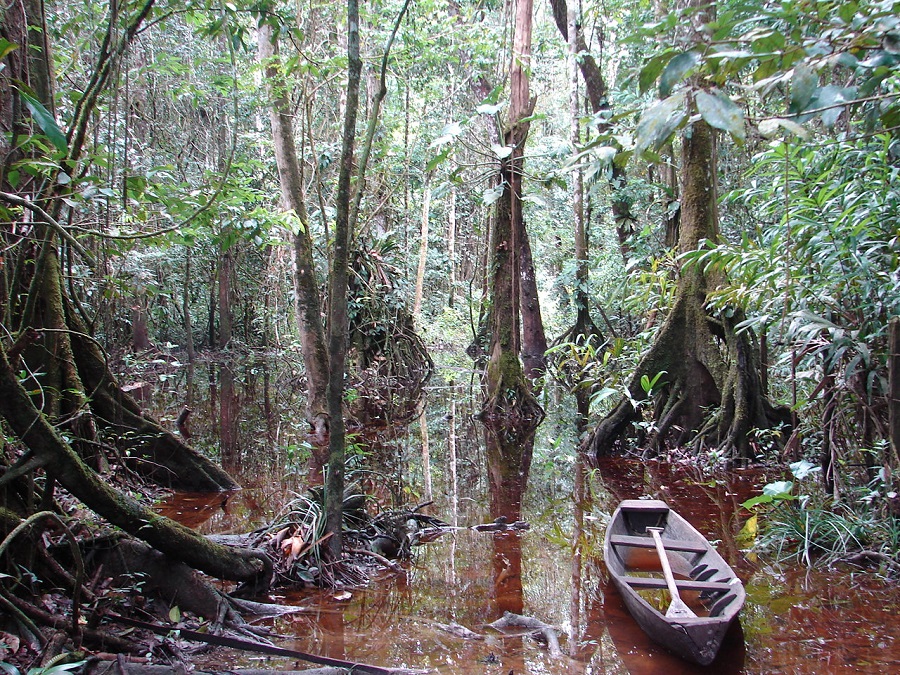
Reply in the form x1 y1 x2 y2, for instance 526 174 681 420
207 266 217 348
569 0 587 330
258 24 330 438
448 185 457 307
413 172 432 319
890 317 900 465
325 0 362 557
183 249 196 362
217 247 233 349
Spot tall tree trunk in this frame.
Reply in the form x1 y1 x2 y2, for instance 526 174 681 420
448 185 457 308
217 247 233 349
482 0 543 422
325 0 362 557
890 317 900 465
258 24 330 439
183 249 196 362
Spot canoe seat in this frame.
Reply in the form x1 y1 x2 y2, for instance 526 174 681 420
609 533 708 554
709 593 738 616
619 575 734 593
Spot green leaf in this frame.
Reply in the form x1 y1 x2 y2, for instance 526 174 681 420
659 51 699 97
837 1 857 24
426 145 452 171
0 37 18 60
635 92 686 155
695 90 745 142
741 493 774 509
789 64 817 114
814 85 855 127
19 91 67 152
757 117 809 139
491 144 513 159
638 51 675 95
169 605 182 623
482 184 505 206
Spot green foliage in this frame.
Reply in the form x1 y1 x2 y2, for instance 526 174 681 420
622 0 900 162
18 90 68 153
741 460 900 569
686 134 898 410
0 660 87 675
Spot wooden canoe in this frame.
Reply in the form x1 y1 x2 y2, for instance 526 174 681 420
603 499 745 666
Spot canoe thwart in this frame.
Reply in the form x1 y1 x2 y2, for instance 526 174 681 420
618 575 734 593
608 533 708 554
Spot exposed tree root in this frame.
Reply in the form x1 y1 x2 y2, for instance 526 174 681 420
584 273 790 460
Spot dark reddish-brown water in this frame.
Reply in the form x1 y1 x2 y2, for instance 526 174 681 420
148 361 900 673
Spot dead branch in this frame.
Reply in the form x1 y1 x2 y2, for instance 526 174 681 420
487 611 562 657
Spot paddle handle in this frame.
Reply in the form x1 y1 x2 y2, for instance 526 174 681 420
646 526 683 603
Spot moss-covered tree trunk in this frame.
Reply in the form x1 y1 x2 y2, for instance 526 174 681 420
585 104 788 459
482 0 543 422
0 341 270 586
324 0 362 557
1 0 236 491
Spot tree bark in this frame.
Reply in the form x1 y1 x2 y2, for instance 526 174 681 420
413 172 432 319
889 317 900 465
183 249 196 362
482 0 543 422
519 220 548 379
325 0 362 557
448 185 457 307
217 247 233 349
258 23 330 439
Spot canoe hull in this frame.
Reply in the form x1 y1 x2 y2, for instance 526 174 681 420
604 499 745 666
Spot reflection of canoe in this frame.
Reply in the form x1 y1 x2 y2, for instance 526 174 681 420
604 499 746 666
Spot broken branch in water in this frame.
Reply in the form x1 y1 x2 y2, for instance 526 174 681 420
470 519 530 532
431 620 485 641
487 611 562 657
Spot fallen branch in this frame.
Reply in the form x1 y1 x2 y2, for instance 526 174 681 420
105 614 426 675
432 621 484 641
487 611 562 657
841 550 900 576
470 520 530 533
85 662 347 675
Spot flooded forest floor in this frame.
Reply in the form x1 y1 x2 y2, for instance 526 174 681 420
134 353 900 674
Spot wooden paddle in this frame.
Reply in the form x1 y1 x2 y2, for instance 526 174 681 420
646 526 697 619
